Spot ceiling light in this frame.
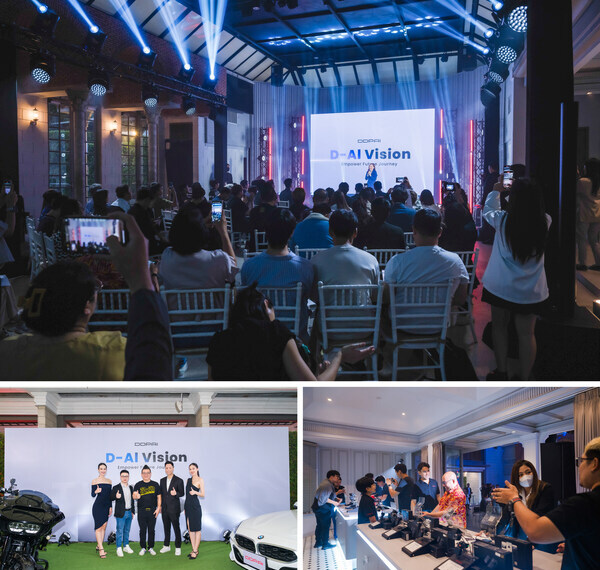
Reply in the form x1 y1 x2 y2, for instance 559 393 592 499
182 96 196 116
138 47 157 69
496 44 517 64
88 70 109 96
30 52 55 84
485 28 495 38
507 5 527 33
142 85 159 108
327 398 332 402
492 0 503 10
32 6 59 37
179 64 195 82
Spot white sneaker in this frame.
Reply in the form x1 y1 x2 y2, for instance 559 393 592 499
116 547 124 558
175 548 181 556
123 545 134 554
160 546 171 553
149 548 156 556
139 549 146 556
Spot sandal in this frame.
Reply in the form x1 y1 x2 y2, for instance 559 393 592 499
188 550 198 559
98 549 107 559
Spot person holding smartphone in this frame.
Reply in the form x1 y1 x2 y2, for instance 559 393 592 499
0 183 17 270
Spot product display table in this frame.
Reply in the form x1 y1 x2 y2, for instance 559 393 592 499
356 523 563 570
335 506 358 565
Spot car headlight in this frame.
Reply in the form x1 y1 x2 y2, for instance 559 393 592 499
8 522 24 534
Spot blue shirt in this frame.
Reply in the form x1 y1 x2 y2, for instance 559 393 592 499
388 203 416 232
411 478 440 511
241 251 315 342
375 483 391 507
289 213 333 251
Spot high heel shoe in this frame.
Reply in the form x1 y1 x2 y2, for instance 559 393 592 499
188 550 198 559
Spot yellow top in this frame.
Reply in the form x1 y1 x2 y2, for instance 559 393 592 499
0 331 126 381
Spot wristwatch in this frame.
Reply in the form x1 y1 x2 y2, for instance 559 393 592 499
508 497 522 513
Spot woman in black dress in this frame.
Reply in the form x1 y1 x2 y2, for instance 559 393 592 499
91 462 112 558
185 462 205 560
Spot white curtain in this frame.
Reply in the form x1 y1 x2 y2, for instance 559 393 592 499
574 388 600 493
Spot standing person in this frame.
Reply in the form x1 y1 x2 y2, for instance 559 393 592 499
91 462 112 559
185 462 205 560
576 157 600 271
374 476 391 507
411 462 441 513
492 437 600 569
133 465 162 556
424 471 467 528
160 461 185 556
482 178 551 381
111 470 135 557
224 164 233 184
465 482 472 508
365 163 378 188
356 476 378 524
386 463 414 512
312 470 342 550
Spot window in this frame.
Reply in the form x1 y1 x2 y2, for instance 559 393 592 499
121 112 148 192
85 109 97 191
48 101 71 194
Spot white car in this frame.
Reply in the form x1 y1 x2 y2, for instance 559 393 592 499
229 508 298 570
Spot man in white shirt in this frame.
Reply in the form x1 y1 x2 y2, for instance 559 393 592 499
111 184 132 212
111 470 136 557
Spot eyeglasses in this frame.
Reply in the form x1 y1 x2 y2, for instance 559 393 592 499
575 457 592 467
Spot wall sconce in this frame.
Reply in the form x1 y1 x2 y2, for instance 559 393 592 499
110 119 118 134
30 107 39 126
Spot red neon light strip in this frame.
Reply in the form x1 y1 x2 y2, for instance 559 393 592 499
268 127 272 180
469 120 474 212
440 108 444 139
439 145 442 175
301 115 305 143
301 148 305 175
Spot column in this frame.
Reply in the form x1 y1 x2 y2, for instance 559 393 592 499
31 392 60 428
195 405 210 427
189 391 215 427
66 89 89 205
526 0 577 317
146 106 160 183
212 105 228 185
521 433 541 473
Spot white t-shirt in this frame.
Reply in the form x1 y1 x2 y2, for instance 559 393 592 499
384 245 469 334
159 247 239 290
482 191 551 304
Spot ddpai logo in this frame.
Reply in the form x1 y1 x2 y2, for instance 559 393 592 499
357 139 381 143
134 442 159 446
244 554 265 568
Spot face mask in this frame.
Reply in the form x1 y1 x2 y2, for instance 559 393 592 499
519 475 533 488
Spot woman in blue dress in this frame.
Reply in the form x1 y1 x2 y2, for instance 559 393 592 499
91 462 112 558
184 462 205 560
365 163 378 187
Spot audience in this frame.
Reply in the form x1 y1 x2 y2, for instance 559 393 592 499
84 183 103 215
354 197 406 250
206 284 373 380
439 189 477 252
128 186 167 255
373 180 386 198
111 185 132 213
183 182 211 218
289 187 311 222
241 208 314 341
388 186 416 232
351 187 374 225
248 182 278 248
0 187 17 270
576 157 600 271
420 189 440 215
39 190 61 222
280 178 293 203
227 183 249 233
330 189 350 212
289 188 333 251
37 193 66 236
482 178 550 381
92 189 109 217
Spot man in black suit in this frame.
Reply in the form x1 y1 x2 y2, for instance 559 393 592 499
111 470 136 557
159 461 185 556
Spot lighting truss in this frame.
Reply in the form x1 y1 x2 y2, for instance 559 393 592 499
258 127 270 180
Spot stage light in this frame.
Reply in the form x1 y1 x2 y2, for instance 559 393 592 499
32 6 59 37
260 155 266 162
441 53 449 62
88 70 109 96
90 25 99 33
142 85 159 108
138 47 157 69
485 28 495 38
203 74 219 91
507 5 527 33
179 64 195 82
488 60 509 83
65 0 101 36
496 44 517 63
492 0 503 10
481 80 501 107
210 73 215 80
198 0 227 94
293 146 298 152
108 0 149 53
83 28 107 53
182 97 196 116
153 0 190 78
57 532 71 547
482 47 490 55
30 52 55 84
30 1 48 13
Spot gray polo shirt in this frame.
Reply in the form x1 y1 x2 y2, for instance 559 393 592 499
315 479 335 507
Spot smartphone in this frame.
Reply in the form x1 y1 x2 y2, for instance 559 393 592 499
396 177 403 184
63 217 127 256
503 170 513 189
211 201 223 223
442 181 455 192
4 183 10 195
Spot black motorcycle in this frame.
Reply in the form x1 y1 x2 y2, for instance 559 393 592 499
0 479 65 570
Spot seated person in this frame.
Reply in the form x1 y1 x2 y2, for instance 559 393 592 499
227 183 249 233
279 178 293 204
289 188 334 252
374 476 391 507
248 181 278 249
111 184 132 213
289 187 311 222
439 188 477 252
388 186 416 232
373 180 387 198
356 476 378 524
38 190 61 223
159 208 238 290
420 189 441 215
182 182 211 218
424 471 466 528
330 189 350 212
384 208 469 334
37 193 66 236
128 186 167 256
206 284 374 380
91 189 109 217
241 208 314 342
354 197 406 250
492 436 600 569
351 188 373 226
84 183 103 216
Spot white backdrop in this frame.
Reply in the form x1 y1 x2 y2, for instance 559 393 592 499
310 109 436 193
5 427 290 542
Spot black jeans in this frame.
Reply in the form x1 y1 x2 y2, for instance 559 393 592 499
162 509 182 548
138 508 156 549
313 505 332 547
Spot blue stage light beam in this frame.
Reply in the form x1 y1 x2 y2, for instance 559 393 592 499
197 0 229 80
65 0 100 33
108 0 150 52
433 21 490 54
29 0 48 13
153 0 190 68
435 0 489 35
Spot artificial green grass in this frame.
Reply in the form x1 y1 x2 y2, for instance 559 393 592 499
36 541 240 569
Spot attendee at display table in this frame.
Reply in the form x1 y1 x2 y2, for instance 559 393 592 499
356 476 378 524
423 471 466 528
411 462 441 512
312 470 343 550
387 463 415 512
375 476 391 507
492 436 600 570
